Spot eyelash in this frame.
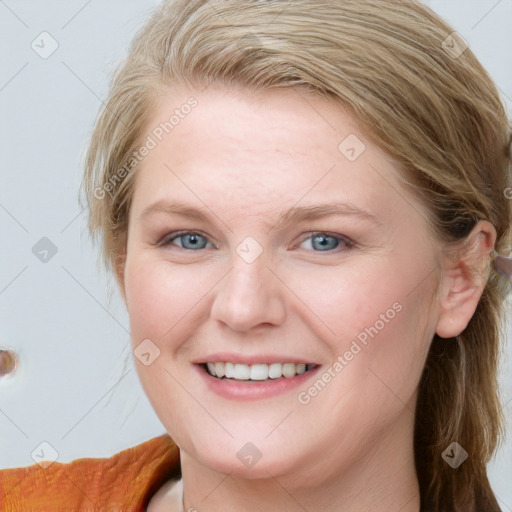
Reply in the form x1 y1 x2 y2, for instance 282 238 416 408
156 230 355 253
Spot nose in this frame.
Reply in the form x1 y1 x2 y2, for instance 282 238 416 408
210 251 287 333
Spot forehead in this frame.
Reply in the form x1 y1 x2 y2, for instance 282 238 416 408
130 85 422 228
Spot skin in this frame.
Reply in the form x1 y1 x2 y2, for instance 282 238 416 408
117 85 496 512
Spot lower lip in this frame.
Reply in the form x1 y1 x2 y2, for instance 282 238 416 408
195 364 321 401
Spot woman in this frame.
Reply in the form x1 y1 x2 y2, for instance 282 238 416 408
1 0 511 511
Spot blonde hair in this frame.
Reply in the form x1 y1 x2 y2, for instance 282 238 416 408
81 1 512 510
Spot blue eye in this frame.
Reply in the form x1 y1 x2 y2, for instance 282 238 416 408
159 231 213 250
299 232 352 252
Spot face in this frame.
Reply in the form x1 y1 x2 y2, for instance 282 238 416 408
122 85 442 484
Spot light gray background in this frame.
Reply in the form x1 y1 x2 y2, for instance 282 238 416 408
0 0 511 509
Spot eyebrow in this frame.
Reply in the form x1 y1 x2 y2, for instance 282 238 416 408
137 199 382 228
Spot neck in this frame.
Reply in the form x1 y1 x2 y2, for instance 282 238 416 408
179 407 421 512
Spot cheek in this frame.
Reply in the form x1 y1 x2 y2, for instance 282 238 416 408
288 254 435 402
282 256 415 342
124 257 214 343
123 257 209 436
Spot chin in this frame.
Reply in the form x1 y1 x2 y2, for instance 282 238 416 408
183 432 303 479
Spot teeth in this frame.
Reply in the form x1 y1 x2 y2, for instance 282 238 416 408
225 362 235 378
214 362 225 378
282 362 296 378
250 364 268 380
234 363 250 380
205 362 314 380
268 363 282 379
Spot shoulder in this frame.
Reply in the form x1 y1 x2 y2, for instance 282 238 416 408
0 433 180 512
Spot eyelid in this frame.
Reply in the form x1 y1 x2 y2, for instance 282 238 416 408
156 230 215 248
295 231 355 250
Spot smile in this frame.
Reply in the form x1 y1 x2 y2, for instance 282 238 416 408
203 362 317 381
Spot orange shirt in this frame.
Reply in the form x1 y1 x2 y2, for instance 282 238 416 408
0 434 180 512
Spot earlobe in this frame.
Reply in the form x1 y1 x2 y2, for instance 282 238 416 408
435 221 497 339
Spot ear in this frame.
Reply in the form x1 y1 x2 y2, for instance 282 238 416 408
435 220 497 339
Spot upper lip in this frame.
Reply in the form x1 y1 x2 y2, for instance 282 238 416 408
194 353 318 365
